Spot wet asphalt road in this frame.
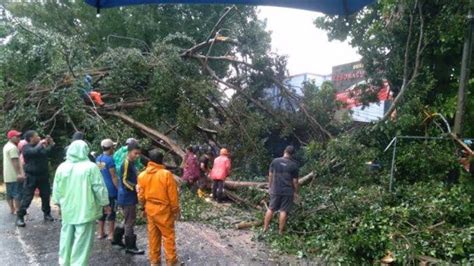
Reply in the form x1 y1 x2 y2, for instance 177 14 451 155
0 198 307 266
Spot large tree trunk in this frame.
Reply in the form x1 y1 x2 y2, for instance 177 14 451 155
224 180 268 189
222 171 315 190
453 0 474 135
106 111 186 160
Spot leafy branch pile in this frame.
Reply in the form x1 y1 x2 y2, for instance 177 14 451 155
259 131 474 264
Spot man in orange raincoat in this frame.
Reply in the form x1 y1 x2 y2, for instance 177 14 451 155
137 149 180 266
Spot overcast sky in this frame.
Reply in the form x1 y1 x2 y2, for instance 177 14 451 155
258 6 361 76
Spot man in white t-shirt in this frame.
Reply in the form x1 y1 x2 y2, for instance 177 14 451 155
2 130 25 214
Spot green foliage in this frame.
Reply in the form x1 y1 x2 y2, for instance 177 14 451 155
259 126 473 263
303 133 379 187
0 2 278 171
315 0 474 135
264 180 473 264
180 188 211 221
395 141 458 183
1 1 473 264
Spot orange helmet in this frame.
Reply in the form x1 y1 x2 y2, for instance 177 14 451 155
220 148 230 156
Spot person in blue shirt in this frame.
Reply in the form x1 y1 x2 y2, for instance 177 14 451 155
96 138 119 241
114 142 144 255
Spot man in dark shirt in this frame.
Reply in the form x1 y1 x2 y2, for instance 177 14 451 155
197 147 213 197
115 142 144 255
263 145 299 235
16 130 55 227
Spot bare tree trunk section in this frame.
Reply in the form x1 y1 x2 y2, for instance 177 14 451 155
106 111 186 160
454 0 474 136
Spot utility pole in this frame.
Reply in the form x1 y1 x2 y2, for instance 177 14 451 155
454 0 474 136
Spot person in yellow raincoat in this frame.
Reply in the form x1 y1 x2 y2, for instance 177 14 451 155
52 140 110 266
137 149 180 266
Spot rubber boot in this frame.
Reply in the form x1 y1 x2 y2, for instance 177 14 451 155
16 217 26 227
197 188 206 198
111 227 125 248
125 234 145 255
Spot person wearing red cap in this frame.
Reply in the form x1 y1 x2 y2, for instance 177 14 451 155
3 130 25 214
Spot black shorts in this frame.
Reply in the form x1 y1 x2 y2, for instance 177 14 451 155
269 194 293 212
99 197 117 222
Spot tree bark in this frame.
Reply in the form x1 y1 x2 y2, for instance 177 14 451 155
235 220 263 230
297 171 316 185
106 111 186 160
224 180 268 189
222 171 315 190
224 190 263 210
453 0 474 135
101 100 148 110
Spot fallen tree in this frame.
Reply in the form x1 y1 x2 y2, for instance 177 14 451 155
223 171 315 190
105 111 186 160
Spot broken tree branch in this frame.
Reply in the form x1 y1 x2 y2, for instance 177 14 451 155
298 171 316 185
185 54 334 140
205 6 236 42
235 220 263 230
41 107 65 125
224 190 262 210
450 133 474 154
196 125 218 135
101 100 148 110
223 171 315 190
180 36 237 57
224 180 268 190
106 111 186 160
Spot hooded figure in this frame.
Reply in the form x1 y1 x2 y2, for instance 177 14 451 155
182 146 200 186
113 138 144 172
138 149 180 266
52 140 109 266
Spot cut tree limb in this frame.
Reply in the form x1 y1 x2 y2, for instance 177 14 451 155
298 171 316 185
224 190 262 210
224 180 268 189
106 111 186 160
101 100 148 110
235 220 263 230
196 125 218 135
450 133 474 154
223 171 315 190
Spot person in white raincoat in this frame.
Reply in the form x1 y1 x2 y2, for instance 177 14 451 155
52 140 110 266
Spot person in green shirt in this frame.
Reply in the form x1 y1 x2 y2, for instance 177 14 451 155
114 138 144 172
52 140 110 266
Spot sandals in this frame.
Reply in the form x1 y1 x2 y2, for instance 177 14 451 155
97 234 108 240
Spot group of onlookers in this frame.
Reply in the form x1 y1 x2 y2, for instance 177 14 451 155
2 130 55 227
2 130 180 265
3 128 302 265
